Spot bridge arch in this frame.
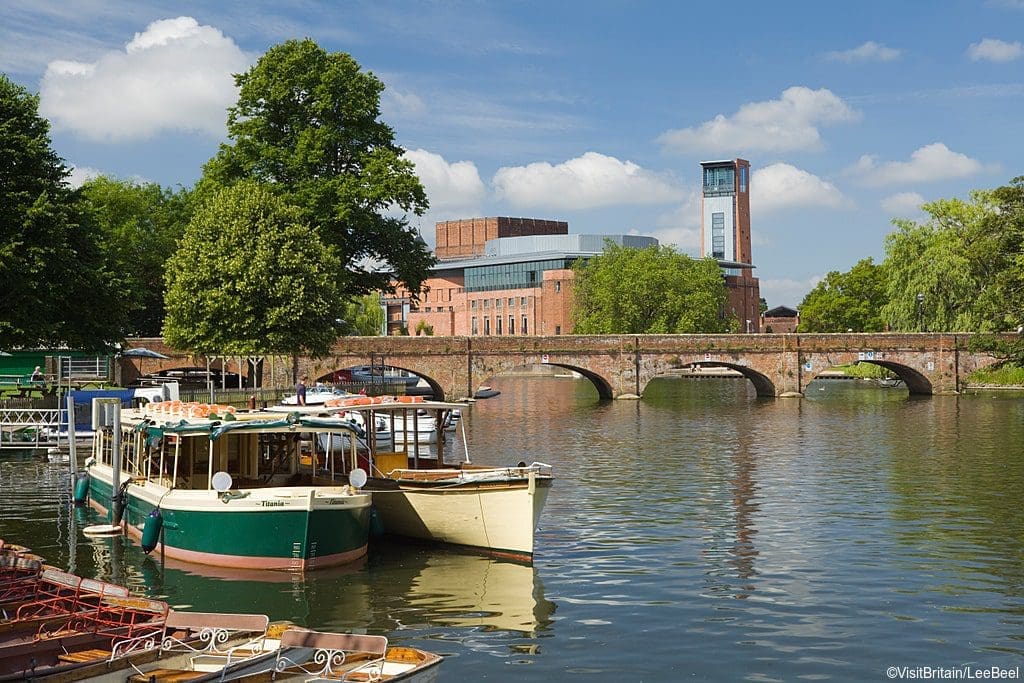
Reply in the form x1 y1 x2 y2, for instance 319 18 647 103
644 361 776 398
859 360 932 394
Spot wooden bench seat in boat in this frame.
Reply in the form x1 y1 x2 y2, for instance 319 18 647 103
127 668 208 683
57 647 110 663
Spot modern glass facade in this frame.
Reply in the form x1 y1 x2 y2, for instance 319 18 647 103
703 166 735 195
464 258 579 293
711 212 726 260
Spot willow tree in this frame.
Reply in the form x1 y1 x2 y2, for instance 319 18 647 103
198 39 435 300
572 241 731 334
881 194 995 332
163 182 346 356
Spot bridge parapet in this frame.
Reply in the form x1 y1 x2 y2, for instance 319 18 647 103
122 333 1008 400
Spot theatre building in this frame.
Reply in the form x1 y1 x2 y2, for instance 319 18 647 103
381 217 655 336
382 160 762 336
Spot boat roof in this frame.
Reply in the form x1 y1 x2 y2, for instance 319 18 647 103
121 399 465 439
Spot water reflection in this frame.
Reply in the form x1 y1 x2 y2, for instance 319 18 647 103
5 375 1024 680
58 525 553 639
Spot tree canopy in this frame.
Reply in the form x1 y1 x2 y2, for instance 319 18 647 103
0 75 119 351
340 293 385 336
78 177 191 337
880 193 1000 332
162 182 347 356
572 241 731 334
198 39 435 300
797 258 887 332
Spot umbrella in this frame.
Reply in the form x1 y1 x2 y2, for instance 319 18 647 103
120 347 170 379
121 348 170 359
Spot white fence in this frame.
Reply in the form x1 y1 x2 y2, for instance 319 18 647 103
0 408 65 449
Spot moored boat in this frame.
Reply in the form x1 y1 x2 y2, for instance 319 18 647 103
315 398 554 562
83 402 373 572
221 628 441 682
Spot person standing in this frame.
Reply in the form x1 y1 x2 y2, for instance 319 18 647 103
30 366 43 382
296 375 308 405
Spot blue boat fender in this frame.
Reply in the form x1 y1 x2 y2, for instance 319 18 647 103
141 509 163 554
72 472 90 506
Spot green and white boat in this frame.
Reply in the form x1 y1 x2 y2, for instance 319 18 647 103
82 401 372 572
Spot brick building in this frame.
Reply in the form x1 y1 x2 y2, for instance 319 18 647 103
382 160 764 336
382 221 655 336
700 159 761 331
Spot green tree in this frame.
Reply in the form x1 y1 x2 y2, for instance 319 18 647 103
880 194 995 332
340 293 385 336
797 258 887 332
0 75 119 350
572 241 731 334
199 39 435 300
79 177 191 337
163 182 346 356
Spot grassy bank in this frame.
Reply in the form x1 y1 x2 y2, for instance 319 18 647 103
965 363 1024 386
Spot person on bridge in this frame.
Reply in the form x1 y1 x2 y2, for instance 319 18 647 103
30 366 43 382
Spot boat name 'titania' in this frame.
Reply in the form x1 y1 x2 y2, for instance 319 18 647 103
260 501 287 507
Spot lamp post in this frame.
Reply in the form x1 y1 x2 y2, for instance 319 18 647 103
916 293 924 332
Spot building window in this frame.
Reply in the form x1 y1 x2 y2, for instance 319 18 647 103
521 297 527 307
484 299 490 309
496 316 502 334
555 281 561 293
509 315 515 335
703 166 735 195
496 298 502 308
424 307 431 312
484 317 491 335
471 300 477 309
711 212 726 260
508 298 514 307
555 325 561 335
739 165 748 193
471 317 478 335
522 316 528 335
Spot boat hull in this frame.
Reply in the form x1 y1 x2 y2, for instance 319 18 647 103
87 466 371 572
370 472 551 562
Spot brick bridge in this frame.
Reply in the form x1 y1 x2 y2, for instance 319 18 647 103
125 333 1004 400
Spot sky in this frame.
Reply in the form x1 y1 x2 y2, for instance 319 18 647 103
2 1 1023 307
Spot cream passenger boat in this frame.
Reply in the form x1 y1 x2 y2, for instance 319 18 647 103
288 396 553 563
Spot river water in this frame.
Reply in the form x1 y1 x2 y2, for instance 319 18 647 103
2 376 1023 681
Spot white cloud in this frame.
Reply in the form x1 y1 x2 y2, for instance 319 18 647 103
760 276 822 309
382 88 426 119
880 192 925 214
825 41 902 63
658 86 860 154
39 16 250 141
648 189 702 252
404 149 487 215
849 143 983 185
751 163 848 213
966 38 1023 62
492 152 683 210
66 165 103 188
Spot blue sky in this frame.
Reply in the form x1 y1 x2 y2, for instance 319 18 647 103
3 1 1023 307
